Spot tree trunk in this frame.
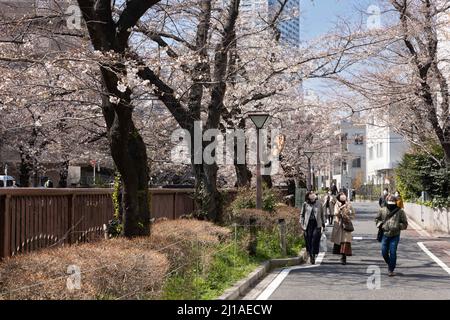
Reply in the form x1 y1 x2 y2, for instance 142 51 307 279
203 162 222 223
444 143 450 168
234 130 252 187
18 149 32 187
100 69 151 238
75 0 157 237
58 159 70 188
19 163 31 187
235 163 252 187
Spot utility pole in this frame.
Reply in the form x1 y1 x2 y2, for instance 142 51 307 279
304 152 314 191
249 114 269 210
329 143 333 188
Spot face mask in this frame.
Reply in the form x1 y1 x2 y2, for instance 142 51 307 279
387 202 397 210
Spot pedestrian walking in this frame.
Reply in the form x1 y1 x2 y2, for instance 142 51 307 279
300 191 325 265
322 189 335 226
331 192 356 265
379 188 389 207
394 190 404 209
375 195 408 277
331 183 338 196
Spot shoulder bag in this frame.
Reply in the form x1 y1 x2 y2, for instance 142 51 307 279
340 205 354 232
377 208 399 242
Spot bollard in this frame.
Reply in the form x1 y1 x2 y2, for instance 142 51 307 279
247 217 257 256
278 218 287 257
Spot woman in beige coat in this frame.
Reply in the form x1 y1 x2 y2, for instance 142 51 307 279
330 192 356 265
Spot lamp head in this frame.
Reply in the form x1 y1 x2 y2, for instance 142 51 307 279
248 113 269 129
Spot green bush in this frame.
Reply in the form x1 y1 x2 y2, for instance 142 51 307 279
395 143 450 208
108 171 123 237
229 186 280 214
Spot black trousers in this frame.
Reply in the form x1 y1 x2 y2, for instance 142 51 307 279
305 217 321 255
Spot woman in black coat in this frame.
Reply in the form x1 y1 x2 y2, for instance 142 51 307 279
300 191 326 264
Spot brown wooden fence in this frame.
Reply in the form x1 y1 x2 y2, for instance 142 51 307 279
0 189 114 259
0 188 237 259
0 187 264 259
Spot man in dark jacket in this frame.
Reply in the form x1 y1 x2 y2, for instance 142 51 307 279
375 195 408 276
378 188 389 207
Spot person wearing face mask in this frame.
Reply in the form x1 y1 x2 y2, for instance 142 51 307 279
322 189 335 226
379 188 389 207
394 190 404 209
300 191 325 264
375 195 408 277
331 192 356 265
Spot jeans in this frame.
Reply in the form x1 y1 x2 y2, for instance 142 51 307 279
381 234 400 272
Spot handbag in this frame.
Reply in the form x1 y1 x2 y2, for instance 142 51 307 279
340 205 354 232
320 233 327 252
376 227 384 242
342 217 354 232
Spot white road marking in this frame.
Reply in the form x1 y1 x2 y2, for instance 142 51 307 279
408 219 431 238
353 236 363 240
417 242 450 275
256 252 325 300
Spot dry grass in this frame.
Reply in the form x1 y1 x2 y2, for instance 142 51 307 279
0 238 169 300
0 219 232 300
147 219 232 273
152 219 231 245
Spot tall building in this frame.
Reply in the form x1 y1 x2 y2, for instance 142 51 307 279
269 0 300 46
239 0 301 46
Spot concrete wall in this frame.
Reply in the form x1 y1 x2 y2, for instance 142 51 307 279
404 202 450 234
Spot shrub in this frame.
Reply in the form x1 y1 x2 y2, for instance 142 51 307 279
147 220 231 274
228 187 281 216
395 143 450 207
0 239 169 300
108 171 123 237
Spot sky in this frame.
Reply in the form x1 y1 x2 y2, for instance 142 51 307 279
299 0 374 40
298 0 377 95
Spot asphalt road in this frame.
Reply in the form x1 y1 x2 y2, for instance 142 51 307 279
252 201 450 300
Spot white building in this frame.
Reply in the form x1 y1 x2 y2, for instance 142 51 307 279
365 118 409 187
332 119 366 191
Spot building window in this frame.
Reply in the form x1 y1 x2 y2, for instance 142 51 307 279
352 157 361 168
342 161 347 173
376 143 383 158
341 133 348 152
369 147 374 160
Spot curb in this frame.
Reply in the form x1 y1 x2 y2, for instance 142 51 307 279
217 248 308 300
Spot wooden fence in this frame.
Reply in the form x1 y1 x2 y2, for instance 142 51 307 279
0 189 114 259
0 187 287 259
0 188 240 259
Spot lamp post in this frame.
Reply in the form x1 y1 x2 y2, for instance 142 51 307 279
304 151 314 191
249 113 269 210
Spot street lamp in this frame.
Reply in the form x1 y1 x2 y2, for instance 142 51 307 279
304 151 314 191
249 113 269 210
